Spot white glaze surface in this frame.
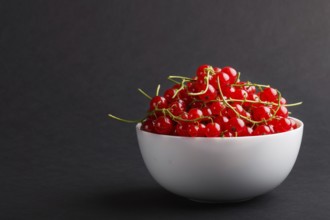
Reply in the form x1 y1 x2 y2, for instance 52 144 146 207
136 118 303 202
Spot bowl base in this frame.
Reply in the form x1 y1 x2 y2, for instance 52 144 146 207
188 197 254 204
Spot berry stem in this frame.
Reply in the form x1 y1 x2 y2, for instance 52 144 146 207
108 114 144 123
137 88 152 99
168 75 192 80
168 78 181 84
156 84 161 96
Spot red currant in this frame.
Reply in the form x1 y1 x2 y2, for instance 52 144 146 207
260 87 278 102
274 106 288 118
196 64 210 77
149 96 168 111
273 117 292 133
169 100 186 116
227 117 246 136
188 123 200 137
252 125 272 136
198 84 217 102
141 118 155 133
164 88 177 102
154 116 174 135
188 108 203 120
221 66 238 84
210 101 226 116
205 122 221 137
252 106 272 121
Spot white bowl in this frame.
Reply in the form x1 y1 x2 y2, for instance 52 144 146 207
136 117 304 203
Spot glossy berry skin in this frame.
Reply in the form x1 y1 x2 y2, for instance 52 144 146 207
221 66 238 84
188 108 203 120
198 84 217 102
213 67 222 73
164 88 177 102
154 116 174 135
252 106 272 121
214 115 229 131
290 118 297 129
210 101 226 116
274 106 288 118
227 117 246 136
273 117 292 133
253 125 272 136
198 123 206 137
169 100 186 116
210 72 230 88
260 87 278 102
141 118 155 133
188 123 200 137
201 107 213 117
196 64 210 77
149 96 168 111
175 123 189 136
205 123 221 137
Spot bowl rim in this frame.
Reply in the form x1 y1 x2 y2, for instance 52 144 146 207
136 117 304 140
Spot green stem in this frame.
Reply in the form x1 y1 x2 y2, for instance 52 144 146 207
138 88 152 99
168 75 192 80
156 84 161 96
108 114 143 123
168 78 181 84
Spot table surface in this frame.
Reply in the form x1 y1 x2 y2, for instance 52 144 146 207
1 1 330 219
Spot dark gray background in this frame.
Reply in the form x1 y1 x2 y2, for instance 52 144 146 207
0 0 329 219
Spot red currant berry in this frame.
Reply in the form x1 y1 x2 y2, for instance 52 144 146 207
260 87 278 102
213 67 222 73
210 101 226 116
221 66 238 84
190 101 204 109
188 123 200 137
232 88 248 100
252 106 272 121
252 125 272 136
196 64 210 77
274 106 288 118
154 116 174 135
201 107 213 117
210 72 230 88
246 127 253 136
290 118 298 129
227 103 245 118
227 117 246 136
280 97 287 105
273 117 292 133
175 123 189 136
141 118 155 133
149 96 168 111
214 115 229 130
198 123 206 137
223 131 234 137
169 100 186 116
223 86 236 98
205 122 221 137
164 88 177 102
198 84 217 102
188 108 203 120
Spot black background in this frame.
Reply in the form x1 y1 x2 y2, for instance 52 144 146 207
1 0 329 219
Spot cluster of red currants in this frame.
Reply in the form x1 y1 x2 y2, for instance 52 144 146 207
138 65 301 137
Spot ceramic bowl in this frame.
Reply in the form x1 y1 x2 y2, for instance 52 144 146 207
136 117 303 203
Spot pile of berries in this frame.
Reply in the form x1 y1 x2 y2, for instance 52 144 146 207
110 65 301 137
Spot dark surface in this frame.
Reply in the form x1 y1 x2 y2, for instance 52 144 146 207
0 0 329 219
